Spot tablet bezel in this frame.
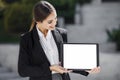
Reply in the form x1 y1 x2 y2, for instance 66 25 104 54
61 43 99 70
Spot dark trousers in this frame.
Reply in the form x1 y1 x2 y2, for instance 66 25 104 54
52 73 71 80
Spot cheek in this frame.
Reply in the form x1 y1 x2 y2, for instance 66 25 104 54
52 21 57 26
45 22 56 29
46 24 52 29
43 23 49 28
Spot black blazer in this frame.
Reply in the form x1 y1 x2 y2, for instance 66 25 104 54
18 26 88 80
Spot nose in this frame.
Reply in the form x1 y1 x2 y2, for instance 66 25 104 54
54 18 57 25
52 19 57 26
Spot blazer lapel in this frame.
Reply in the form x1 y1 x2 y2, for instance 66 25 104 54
31 27 63 64
52 29 63 62
52 29 61 45
32 26 50 64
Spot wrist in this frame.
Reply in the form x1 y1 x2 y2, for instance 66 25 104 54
50 65 53 71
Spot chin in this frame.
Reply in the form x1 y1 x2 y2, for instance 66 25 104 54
50 27 55 30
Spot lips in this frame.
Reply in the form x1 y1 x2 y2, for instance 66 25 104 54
50 26 55 28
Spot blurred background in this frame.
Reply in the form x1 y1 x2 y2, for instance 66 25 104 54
0 0 120 80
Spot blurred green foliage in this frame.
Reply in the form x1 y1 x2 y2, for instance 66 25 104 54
2 0 18 4
0 0 91 43
106 26 120 51
4 3 32 33
21 0 39 4
47 0 91 23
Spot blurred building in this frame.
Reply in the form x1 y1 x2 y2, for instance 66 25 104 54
66 0 120 53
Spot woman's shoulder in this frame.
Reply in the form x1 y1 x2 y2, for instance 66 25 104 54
55 27 67 34
55 27 68 42
20 31 32 40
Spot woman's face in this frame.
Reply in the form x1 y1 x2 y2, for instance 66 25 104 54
38 10 57 30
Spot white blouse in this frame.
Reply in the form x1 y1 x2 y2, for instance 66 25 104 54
36 26 59 66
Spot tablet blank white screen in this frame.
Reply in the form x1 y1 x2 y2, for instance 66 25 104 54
63 44 97 69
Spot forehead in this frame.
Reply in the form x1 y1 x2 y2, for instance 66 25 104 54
45 10 57 21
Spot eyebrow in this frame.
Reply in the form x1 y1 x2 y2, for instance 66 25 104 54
48 16 57 22
48 16 57 21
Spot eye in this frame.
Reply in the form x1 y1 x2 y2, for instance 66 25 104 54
48 20 53 24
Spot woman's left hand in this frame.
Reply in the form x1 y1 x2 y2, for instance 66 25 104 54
86 66 100 74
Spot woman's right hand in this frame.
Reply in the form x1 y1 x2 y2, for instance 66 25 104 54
50 65 72 74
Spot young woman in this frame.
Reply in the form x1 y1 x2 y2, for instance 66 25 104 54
18 1 100 80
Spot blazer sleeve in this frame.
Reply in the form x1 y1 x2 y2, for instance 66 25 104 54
18 35 51 77
72 70 89 76
57 28 89 76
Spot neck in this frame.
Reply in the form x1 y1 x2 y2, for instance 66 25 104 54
37 24 48 37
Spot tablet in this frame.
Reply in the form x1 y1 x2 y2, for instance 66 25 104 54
62 43 99 70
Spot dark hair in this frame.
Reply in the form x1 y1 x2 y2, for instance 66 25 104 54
29 1 55 31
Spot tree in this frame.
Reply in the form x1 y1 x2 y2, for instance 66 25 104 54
4 3 32 33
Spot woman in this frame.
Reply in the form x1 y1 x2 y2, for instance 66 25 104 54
18 1 100 80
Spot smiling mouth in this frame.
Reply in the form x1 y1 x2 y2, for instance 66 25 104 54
50 26 55 28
